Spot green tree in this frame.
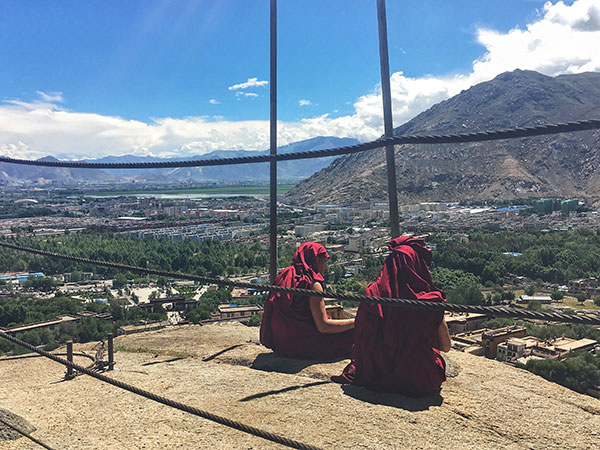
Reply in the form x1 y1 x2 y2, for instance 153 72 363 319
112 273 127 290
551 290 564 301
527 300 542 311
525 285 535 296
502 290 515 301
576 293 587 304
247 313 262 327
447 281 485 305
331 265 344 283
157 276 168 289
519 352 600 395
490 292 502 305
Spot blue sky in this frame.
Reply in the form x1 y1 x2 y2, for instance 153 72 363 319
0 0 599 159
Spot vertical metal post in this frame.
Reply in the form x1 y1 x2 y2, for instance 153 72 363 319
269 0 278 282
107 333 114 371
66 340 74 379
376 0 400 238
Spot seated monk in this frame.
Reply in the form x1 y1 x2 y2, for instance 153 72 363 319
332 236 451 397
260 242 355 359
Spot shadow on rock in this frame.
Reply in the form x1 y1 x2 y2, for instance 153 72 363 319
250 352 346 375
202 344 244 362
341 384 444 412
239 380 330 402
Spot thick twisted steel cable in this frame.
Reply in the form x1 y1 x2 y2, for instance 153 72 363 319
0 119 599 169
1 241 599 325
0 331 324 450
0 415 55 450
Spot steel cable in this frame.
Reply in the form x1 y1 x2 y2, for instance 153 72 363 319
0 331 325 450
0 119 599 169
1 241 599 325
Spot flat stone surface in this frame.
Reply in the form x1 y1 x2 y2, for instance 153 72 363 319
0 408 35 442
1 322 599 449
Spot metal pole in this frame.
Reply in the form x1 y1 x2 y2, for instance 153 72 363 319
107 333 114 370
376 0 400 238
269 0 278 282
66 340 74 379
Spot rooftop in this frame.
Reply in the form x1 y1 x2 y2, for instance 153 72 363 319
482 326 526 338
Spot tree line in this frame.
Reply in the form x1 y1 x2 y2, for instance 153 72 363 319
430 228 600 286
0 295 166 355
0 233 274 277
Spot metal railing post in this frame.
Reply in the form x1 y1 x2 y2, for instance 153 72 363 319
269 0 278 282
66 340 74 379
107 333 114 370
376 0 400 238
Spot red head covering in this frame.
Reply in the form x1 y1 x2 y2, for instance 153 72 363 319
290 242 330 286
371 236 440 302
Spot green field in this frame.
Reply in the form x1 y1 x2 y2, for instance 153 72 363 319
88 184 296 197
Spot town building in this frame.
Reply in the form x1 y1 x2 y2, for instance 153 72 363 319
347 236 368 252
497 338 530 362
295 224 326 237
500 336 598 363
325 304 344 319
138 296 199 313
481 326 527 358
1 315 81 336
445 313 487 335
217 303 263 320
517 294 553 304
452 329 488 355
0 272 45 283
568 278 599 297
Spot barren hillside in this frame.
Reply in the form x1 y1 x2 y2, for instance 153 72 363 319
285 70 600 206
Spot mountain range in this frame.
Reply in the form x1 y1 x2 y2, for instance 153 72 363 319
284 70 600 206
0 136 359 186
3 70 600 204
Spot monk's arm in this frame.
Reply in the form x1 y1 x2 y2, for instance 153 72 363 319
309 282 355 334
435 319 451 352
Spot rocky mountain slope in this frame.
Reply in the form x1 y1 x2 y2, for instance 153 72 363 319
1 322 598 449
284 70 600 206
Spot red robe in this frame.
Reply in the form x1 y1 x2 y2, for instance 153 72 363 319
260 242 354 359
332 237 446 396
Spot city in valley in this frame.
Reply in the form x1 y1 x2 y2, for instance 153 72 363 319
1 182 599 400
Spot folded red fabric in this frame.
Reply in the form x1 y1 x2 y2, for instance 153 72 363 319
260 242 354 359
332 236 446 396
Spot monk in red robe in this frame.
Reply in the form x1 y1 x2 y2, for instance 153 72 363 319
332 236 451 397
260 242 355 359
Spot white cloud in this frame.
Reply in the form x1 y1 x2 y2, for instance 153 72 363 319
342 0 600 137
235 92 258 98
36 91 64 103
299 99 311 106
0 0 598 160
209 99 220 104
228 77 268 90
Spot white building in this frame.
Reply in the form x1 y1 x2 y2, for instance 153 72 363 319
497 338 528 362
295 224 326 237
